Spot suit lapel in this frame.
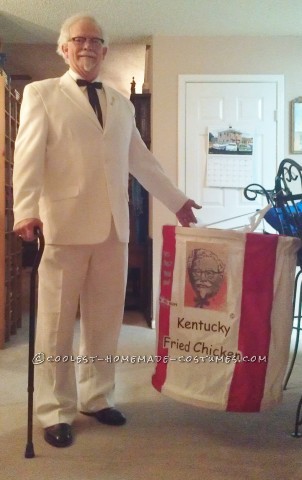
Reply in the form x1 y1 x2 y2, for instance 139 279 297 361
59 72 102 130
102 85 117 134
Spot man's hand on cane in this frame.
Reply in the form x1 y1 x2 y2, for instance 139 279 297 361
13 218 43 242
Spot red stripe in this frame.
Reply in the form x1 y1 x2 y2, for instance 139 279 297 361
152 225 176 391
226 233 278 412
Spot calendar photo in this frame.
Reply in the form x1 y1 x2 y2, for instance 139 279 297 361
208 128 253 155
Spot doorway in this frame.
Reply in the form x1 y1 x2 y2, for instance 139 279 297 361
178 75 284 228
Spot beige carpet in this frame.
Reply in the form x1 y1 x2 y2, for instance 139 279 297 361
1 301 302 479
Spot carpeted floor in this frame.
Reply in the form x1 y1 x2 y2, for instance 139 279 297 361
1 273 302 479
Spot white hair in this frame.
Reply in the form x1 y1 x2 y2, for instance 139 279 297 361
56 13 109 60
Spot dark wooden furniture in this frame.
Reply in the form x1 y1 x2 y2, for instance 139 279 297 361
126 92 152 326
0 68 23 347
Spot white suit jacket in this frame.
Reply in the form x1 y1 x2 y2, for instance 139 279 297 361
13 71 188 244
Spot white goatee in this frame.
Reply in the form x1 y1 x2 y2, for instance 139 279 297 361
81 57 97 72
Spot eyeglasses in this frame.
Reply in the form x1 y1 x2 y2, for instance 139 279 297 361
69 37 105 47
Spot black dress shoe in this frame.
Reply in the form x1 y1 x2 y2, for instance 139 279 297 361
44 423 73 448
81 407 126 426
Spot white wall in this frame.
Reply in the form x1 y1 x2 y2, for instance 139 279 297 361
150 35 302 321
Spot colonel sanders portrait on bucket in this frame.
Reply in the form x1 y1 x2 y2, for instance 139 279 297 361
187 248 225 308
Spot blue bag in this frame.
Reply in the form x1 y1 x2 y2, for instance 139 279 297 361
264 201 302 236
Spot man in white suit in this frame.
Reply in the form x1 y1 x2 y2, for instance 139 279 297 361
13 13 201 448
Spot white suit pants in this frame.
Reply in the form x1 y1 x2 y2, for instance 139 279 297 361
35 223 128 427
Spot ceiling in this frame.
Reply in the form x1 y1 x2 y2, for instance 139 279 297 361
1 0 302 46
1 0 302 93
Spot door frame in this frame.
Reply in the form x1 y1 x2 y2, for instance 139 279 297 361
178 74 285 192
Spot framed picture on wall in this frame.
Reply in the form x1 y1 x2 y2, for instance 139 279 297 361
291 97 302 153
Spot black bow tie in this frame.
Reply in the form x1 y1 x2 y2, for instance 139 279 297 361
76 79 103 126
76 79 102 89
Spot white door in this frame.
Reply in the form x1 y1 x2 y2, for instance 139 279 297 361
179 75 284 229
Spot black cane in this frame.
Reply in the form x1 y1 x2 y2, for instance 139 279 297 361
25 227 45 459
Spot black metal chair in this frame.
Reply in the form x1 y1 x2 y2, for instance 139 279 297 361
244 158 302 437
